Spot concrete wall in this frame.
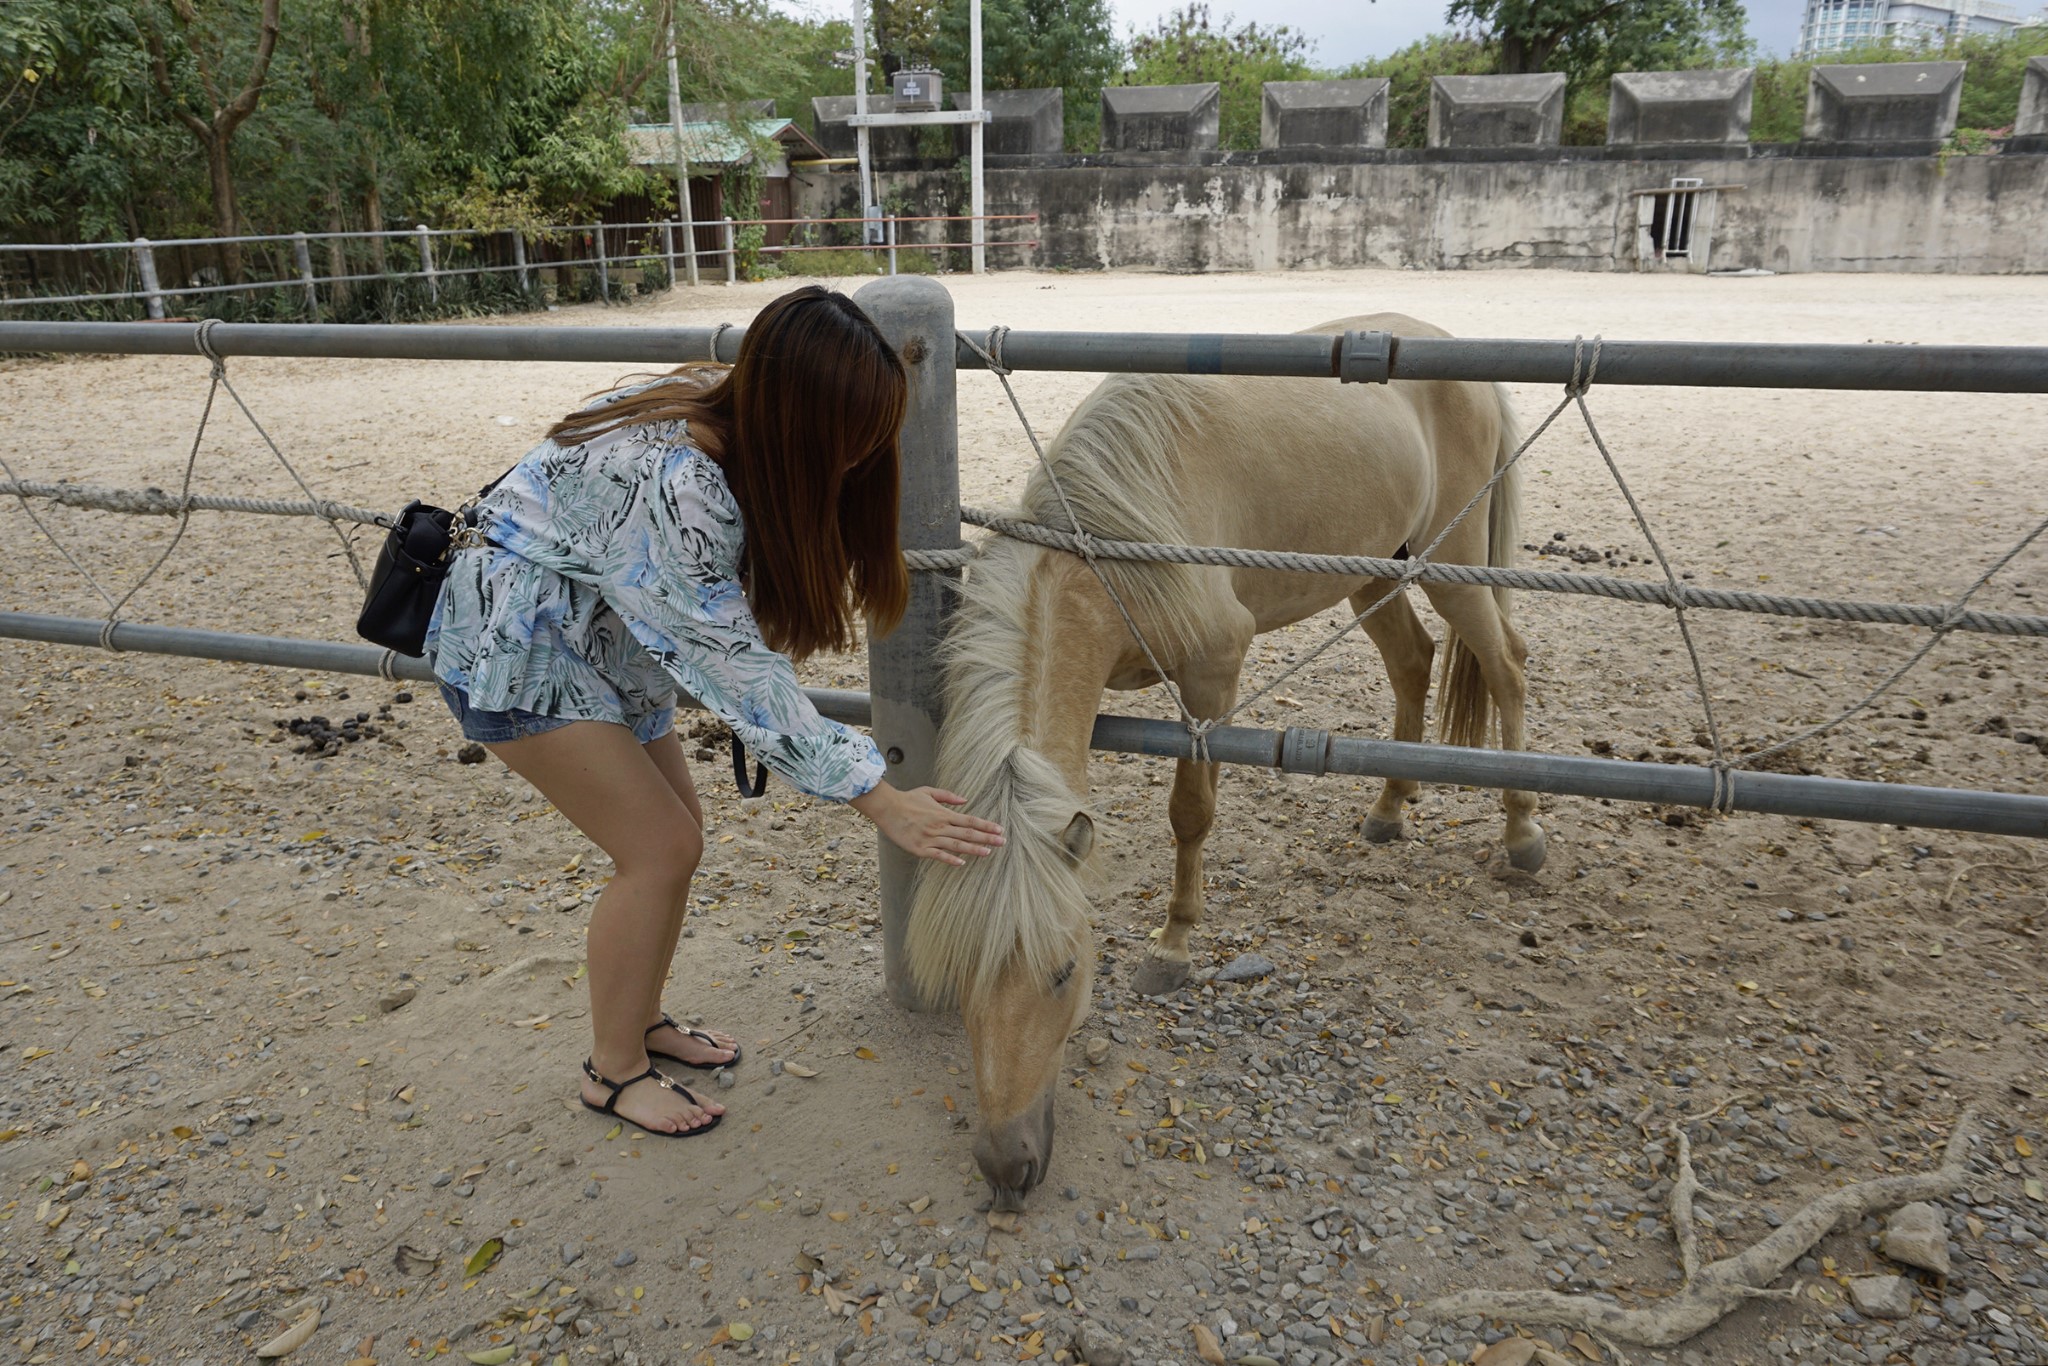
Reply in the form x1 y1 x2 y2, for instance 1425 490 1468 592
794 150 2048 275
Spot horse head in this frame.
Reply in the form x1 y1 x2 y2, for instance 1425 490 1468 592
908 747 1097 1210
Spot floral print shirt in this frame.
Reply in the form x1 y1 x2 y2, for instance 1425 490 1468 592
426 381 887 802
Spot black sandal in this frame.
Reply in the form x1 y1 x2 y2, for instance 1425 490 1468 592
580 1058 721 1138
645 1012 743 1072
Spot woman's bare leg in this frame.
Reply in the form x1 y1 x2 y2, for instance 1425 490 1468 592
640 730 738 1068
486 721 724 1134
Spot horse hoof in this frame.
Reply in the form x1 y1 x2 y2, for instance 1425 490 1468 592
1131 956 1191 998
1507 831 1548 873
1360 815 1407 844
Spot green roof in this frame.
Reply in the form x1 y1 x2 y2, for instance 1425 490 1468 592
625 119 816 169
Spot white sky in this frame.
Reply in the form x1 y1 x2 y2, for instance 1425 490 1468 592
772 2 1806 65
1102 1 1804 64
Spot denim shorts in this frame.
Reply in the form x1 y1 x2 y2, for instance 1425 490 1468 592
438 683 674 747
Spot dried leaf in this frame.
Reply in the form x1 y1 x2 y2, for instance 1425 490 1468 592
1191 1323 1226 1365
254 1307 321 1359
727 1322 755 1342
1475 1339 1538 1366
854 1047 877 1061
2017 1136 2035 1158
604 1124 622 1141
464 1348 517 1366
1570 1331 1603 1361
793 1250 823 1273
393 1245 441 1278
21 1047 53 1061
782 1062 819 1079
464 1238 504 1278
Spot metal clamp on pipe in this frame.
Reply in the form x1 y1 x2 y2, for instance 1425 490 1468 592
1337 330 1392 384
1278 726 1332 776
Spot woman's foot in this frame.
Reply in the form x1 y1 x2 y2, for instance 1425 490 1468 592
580 1055 725 1136
646 1014 742 1070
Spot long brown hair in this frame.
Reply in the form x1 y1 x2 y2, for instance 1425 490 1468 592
547 286 909 662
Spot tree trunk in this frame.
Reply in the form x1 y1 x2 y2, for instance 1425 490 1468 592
364 162 388 273
325 188 350 308
205 137 242 281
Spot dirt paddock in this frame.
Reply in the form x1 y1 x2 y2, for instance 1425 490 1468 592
2 269 2045 1366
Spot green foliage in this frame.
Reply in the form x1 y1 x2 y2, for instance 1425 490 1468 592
1338 34 1494 150
1750 29 2048 144
933 0 1120 151
1123 4 1313 152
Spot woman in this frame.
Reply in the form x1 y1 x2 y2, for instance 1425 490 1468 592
426 286 1003 1138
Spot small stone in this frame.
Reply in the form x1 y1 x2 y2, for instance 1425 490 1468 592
378 984 418 1013
1849 1275 1915 1320
1085 1038 1112 1067
1070 1323 1128 1366
714 1069 736 1090
562 1244 583 1266
583 1181 602 1200
1882 1202 1952 1277
613 1251 638 1268
456 742 488 765
1215 952 1276 984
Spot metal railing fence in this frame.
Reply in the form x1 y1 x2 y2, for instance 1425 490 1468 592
0 214 1041 317
1 300 2044 1012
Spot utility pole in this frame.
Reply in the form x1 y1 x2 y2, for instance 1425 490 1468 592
969 0 984 274
666 3 701 287
853 0 875 238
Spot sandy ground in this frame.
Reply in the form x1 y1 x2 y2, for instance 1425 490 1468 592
2 268 2047 1366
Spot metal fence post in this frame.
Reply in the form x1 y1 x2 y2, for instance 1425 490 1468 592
415 225 438 302
852 276 960 1013
511 231 529 293
292 232 318 318
723 218 736 286
132 239 165 320
886 215 898 277
662 220 677 289
594 225 609 303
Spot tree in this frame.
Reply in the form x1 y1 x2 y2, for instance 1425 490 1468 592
932 0 1120 150
141 0 282 278
1340 33 1494 149
1123 3 1314 152
1444 0 1748 81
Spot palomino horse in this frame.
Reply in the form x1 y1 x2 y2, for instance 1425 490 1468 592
905 313 1541 1209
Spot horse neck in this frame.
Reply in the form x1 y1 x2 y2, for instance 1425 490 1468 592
1008 553 1124 795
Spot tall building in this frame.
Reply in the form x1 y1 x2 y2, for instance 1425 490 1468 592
1797 0 2032 56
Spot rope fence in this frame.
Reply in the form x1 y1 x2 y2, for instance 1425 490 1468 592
1 314 2043 843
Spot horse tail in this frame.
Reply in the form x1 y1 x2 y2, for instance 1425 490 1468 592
1436 383 1524 750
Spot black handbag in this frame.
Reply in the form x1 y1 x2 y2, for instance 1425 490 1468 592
356 473 510 657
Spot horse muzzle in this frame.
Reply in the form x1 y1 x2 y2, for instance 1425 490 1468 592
976 1090 1055 1212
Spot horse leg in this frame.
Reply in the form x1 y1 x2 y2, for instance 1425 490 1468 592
1419 579 1545 872
1131 629 1249 999
1352 582 1435 843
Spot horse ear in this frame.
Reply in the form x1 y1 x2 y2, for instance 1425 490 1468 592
1059 811 1095 865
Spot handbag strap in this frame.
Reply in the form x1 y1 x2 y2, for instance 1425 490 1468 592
729 734 767 799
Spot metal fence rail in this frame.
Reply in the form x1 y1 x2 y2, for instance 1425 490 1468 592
0 213 1043 316
9 611 2035 839
5 318 2046 393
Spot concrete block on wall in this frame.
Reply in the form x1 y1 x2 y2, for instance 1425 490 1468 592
1608 69 1752 144
812 94 921 160
1804 62 1965 142
951 87 1064 155
1261 78 1390 149
1101 83 1221 153
1428 73 1566 149
2018 56 2048 137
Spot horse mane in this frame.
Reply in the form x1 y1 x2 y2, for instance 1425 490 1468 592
905 374 1216 1004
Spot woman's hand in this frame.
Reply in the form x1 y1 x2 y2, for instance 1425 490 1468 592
851 783 1005 866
